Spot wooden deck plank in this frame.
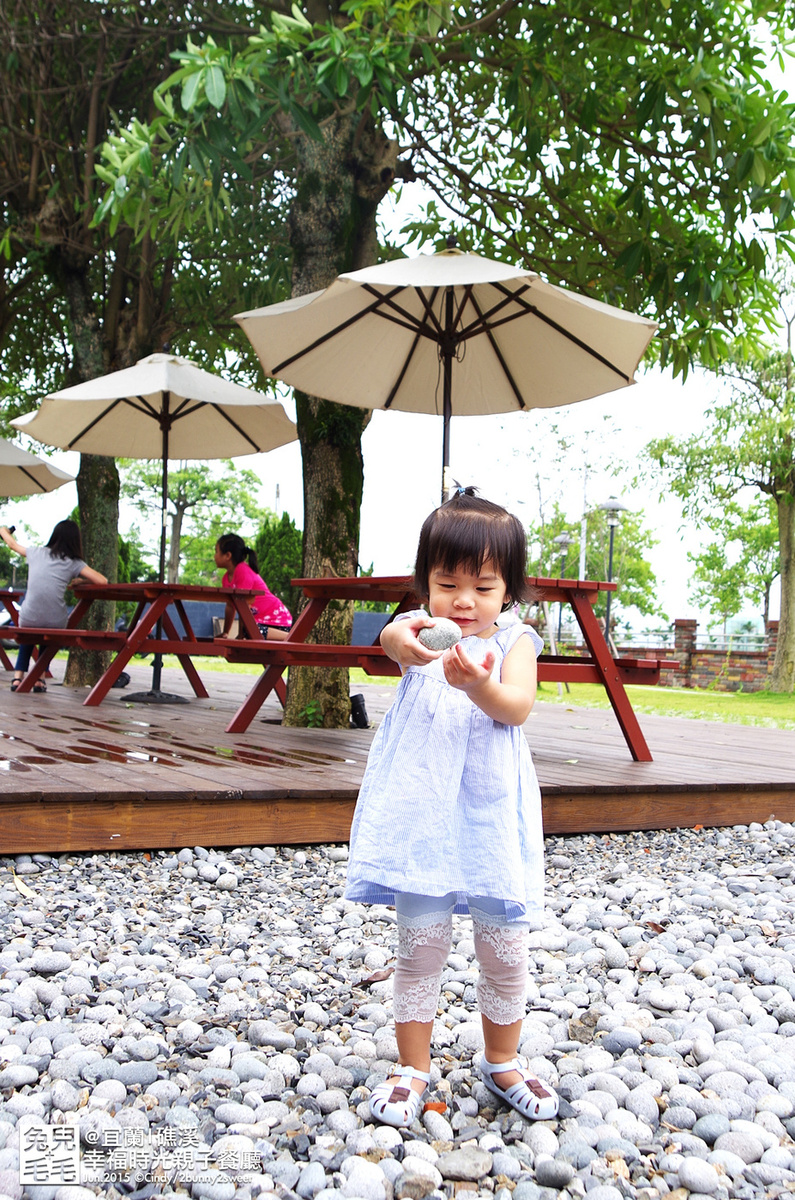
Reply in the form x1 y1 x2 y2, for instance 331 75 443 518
0 662 792 852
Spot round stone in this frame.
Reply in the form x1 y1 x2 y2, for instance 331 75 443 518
418 619 462 650
692 1114 731 1144
435 1148 493 1181
678 1157 721 1194
534 1158 575 1189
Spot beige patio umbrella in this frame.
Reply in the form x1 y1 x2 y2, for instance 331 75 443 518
12 352 296 575
236 248 658 497
12 351 297 701
0 436 75 496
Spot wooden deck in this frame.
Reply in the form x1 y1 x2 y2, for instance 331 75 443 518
0 661 793 853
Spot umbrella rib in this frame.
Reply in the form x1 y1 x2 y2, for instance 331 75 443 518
383 329 424 410
466 292 528 410
452 285 475 336
210 405 271 453
63 397 140 448
488 282 634 382
19 466 45 493
168 399 208 423
390 285 444 339
271 286 413 373
456 284 532 341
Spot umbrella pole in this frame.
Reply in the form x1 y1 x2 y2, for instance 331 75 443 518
127 392 188 705
441 290 454 503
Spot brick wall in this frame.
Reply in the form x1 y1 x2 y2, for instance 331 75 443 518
619 619 779 692
562 619 778 691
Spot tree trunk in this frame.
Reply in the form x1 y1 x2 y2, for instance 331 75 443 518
55 257 121 686
167 505 185 583
281 111 396 727
64 453 120 685
769 495 795 691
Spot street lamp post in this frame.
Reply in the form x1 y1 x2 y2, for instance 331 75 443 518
598 497 628 650
552 532 573 644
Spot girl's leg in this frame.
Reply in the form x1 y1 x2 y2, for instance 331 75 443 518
393 890 455 1084
369 892 454 1126
13 641 33 682
470 897 529 1080
470 897 557 1119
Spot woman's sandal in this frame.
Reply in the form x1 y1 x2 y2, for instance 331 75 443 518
32 681 46 693
368 1064 431 1128
479 1056 559 1121
10 679 20 692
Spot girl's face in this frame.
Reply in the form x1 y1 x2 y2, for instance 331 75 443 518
428 560 508 638
214 544 233 571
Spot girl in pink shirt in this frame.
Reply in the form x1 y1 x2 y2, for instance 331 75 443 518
214 533 292 639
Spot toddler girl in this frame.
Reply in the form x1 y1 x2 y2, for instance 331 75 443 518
345 488 557 1127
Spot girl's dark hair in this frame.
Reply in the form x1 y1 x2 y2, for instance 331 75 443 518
412 487 534 610
217 533 259 573
46 519 83 561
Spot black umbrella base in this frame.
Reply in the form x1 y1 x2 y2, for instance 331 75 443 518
125 689 190 705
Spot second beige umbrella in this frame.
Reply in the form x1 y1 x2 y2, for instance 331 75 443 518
12 352 297 701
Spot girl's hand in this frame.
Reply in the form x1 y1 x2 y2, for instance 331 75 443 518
380 614 444 667
442 641 496 692
443 635 537 725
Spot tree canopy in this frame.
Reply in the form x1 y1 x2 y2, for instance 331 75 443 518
647 270 795 690
686 497 780 630
98 0 795 372
120 459 270 583
526 502 665 634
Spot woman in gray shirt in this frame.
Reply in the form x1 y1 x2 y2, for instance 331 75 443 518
0 519 107 691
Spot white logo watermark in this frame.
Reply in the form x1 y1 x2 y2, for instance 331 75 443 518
19 1116 261 1188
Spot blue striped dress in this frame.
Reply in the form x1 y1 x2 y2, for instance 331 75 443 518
345 614 545 923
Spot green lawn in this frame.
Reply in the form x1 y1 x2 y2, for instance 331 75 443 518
534 681 795 729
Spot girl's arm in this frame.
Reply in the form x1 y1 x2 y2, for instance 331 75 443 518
380 613 444 667
442 633 537 725
76 564 108 585
0 526 27 557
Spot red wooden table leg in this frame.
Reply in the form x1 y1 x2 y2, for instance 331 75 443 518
14 644 58 692
225 664 288 733
569 590 653 762
83 597 167 705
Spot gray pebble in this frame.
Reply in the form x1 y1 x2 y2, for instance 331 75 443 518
533 1158 575 1188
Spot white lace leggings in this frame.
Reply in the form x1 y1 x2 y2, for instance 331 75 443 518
393 892 530 1026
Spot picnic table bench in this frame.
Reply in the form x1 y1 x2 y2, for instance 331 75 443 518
222 575 668 760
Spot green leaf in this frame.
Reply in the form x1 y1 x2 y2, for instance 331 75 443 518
737 149 755 182
172 144 188 190
205 65 227 110
181 71 202 113
334 60 350 96
288 102 323 142
616 242 644 276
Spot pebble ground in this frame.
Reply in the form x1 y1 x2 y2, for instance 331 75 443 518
3 820 795 1200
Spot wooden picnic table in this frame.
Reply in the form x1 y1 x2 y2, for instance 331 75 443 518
221 575 665 760
5 581 282 703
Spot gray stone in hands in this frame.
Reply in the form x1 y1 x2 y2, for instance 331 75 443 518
418 618 462 650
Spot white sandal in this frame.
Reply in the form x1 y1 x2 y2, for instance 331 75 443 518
479 1056 559 1120
368 1064 430 1127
